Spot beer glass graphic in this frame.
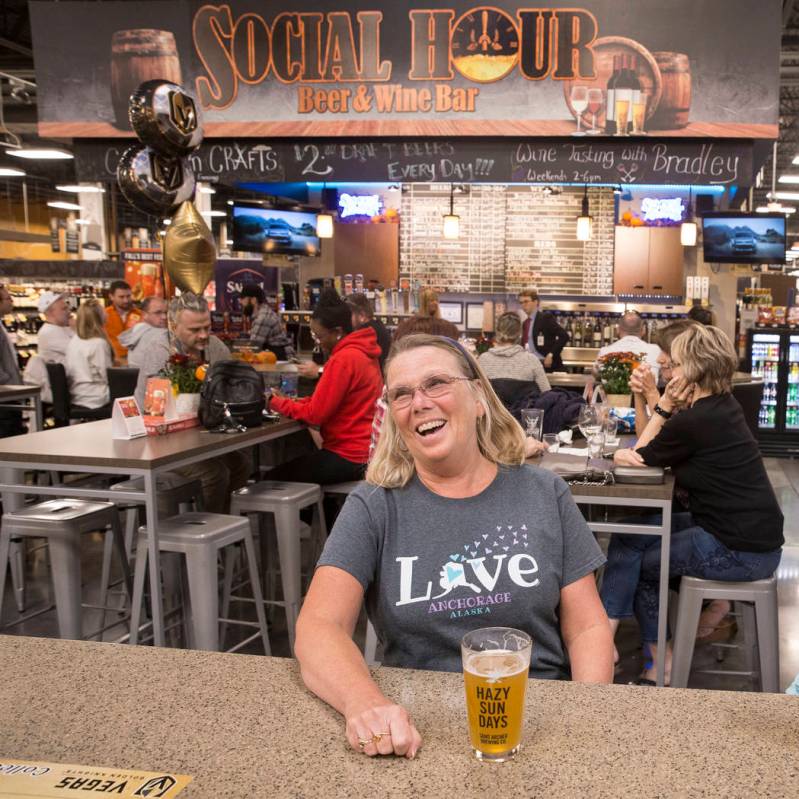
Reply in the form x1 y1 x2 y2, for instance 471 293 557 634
461 627 532 761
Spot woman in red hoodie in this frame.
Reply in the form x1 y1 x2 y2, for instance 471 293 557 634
267 292 383 484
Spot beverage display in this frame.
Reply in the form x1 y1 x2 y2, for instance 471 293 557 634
461 627 532 762
788 335 799 431
750 333 780 430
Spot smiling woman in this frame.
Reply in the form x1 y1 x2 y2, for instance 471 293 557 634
295 334 614 761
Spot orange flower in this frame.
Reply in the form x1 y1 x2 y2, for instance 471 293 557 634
195 365 207 381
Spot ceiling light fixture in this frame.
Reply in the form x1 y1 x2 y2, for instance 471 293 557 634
9 147 73 160
56 184 105 193
0 166 25 177
442 183 460 239
316 182 335 238
576 185 592 241
201 210 226 217
778 175 799 184
47 201 81 211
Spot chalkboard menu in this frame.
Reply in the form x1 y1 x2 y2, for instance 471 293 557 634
400 185 614 296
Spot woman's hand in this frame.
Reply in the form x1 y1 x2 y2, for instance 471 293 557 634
614 447 645 467
524 436 549 458
630 364 659 404
345 702 422 759
662 376 695 411
296 361 321 379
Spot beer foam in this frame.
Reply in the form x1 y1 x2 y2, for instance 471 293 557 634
464 650 527 681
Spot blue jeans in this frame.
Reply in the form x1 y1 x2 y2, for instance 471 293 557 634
600 512 782 644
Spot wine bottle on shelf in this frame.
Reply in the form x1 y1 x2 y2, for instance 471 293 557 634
604 55 620 135
592 317 602 348
573 317 583 347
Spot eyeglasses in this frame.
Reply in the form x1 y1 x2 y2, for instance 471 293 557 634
386 374 473 408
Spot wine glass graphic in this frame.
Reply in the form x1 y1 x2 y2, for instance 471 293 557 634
570 85 588 136
586 88 604 135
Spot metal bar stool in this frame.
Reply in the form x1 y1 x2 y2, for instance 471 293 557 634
230 481 327 653
671 575 780 692
0 499 132 640
129 512 270 653
101 473 203 612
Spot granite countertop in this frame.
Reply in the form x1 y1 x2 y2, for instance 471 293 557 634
1 635 797 798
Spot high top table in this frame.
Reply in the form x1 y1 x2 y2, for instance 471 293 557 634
1 635 796 798
0 383 43 432
0 417 301 646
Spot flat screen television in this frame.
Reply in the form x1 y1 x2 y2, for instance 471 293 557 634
701 212 786 264
231 204 321 256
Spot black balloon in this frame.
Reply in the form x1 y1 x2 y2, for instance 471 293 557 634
129 80 204 157
116 145 196 216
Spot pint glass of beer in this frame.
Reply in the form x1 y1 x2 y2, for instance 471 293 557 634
461 627 532 762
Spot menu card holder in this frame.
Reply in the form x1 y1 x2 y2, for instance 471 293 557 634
111 397 146 440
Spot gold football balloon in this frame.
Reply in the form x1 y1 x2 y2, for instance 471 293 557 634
163 201 216 294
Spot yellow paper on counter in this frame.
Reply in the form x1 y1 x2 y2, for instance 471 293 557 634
0 760 192 798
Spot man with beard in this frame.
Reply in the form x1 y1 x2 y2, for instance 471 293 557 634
239 285 294 360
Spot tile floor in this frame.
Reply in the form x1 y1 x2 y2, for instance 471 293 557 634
2 458 798 692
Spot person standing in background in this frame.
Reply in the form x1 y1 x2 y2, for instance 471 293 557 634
119 296 168 368
0 284 25 436
347 293 391 373
239 284 295 360
104 280 141 362
518 289 569 372
36 292 74 365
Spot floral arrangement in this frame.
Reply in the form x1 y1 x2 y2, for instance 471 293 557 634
597 351 644 395
159 353 207 394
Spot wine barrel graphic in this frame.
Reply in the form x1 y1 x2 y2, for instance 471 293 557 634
562 36 662 131
110 29 182 130
648 52 691 130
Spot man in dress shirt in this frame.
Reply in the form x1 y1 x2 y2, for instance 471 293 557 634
518 289 569 372
0 284 25 436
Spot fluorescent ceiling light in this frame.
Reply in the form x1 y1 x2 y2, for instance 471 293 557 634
756 204 796 214
201 210 226 217
47 201 81 211
778 175 799 184
56 184 105 193
770 191 799 201
9 148 73 160
0 166 24 176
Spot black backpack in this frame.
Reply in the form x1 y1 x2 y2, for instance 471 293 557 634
199 360 265 430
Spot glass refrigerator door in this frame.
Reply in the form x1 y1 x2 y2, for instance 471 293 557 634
787 335 799 431
751 332 780 430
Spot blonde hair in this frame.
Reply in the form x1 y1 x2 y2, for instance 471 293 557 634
366 334 526 488
495 312 522 344
77 299 108 342
670 325 737 394
653 319 698 356
418 288 440 318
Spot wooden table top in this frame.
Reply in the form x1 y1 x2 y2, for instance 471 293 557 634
0 417 300 470
0 383 41 400
2 636 796 798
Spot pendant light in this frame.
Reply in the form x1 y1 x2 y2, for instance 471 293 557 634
576 185 592 241
316 182 334 239
681 186 697 246
442 183 460 239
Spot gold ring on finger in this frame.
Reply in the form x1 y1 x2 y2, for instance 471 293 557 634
358 738 372 750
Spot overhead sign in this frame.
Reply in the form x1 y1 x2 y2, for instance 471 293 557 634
30 0 779 138
75 138 754 187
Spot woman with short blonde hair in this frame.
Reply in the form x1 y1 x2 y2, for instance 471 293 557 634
296 333 612 760
64 299 113 409
606 325 783 685
477 312 551 392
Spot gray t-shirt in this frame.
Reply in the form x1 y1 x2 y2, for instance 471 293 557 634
318 464 605 679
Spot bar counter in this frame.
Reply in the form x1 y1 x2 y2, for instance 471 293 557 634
1 636 797 797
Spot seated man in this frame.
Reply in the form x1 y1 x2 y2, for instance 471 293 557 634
37 291 74 364
119 296 168 368
597 311 662 382
240 285 295 360
135 293 250 512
